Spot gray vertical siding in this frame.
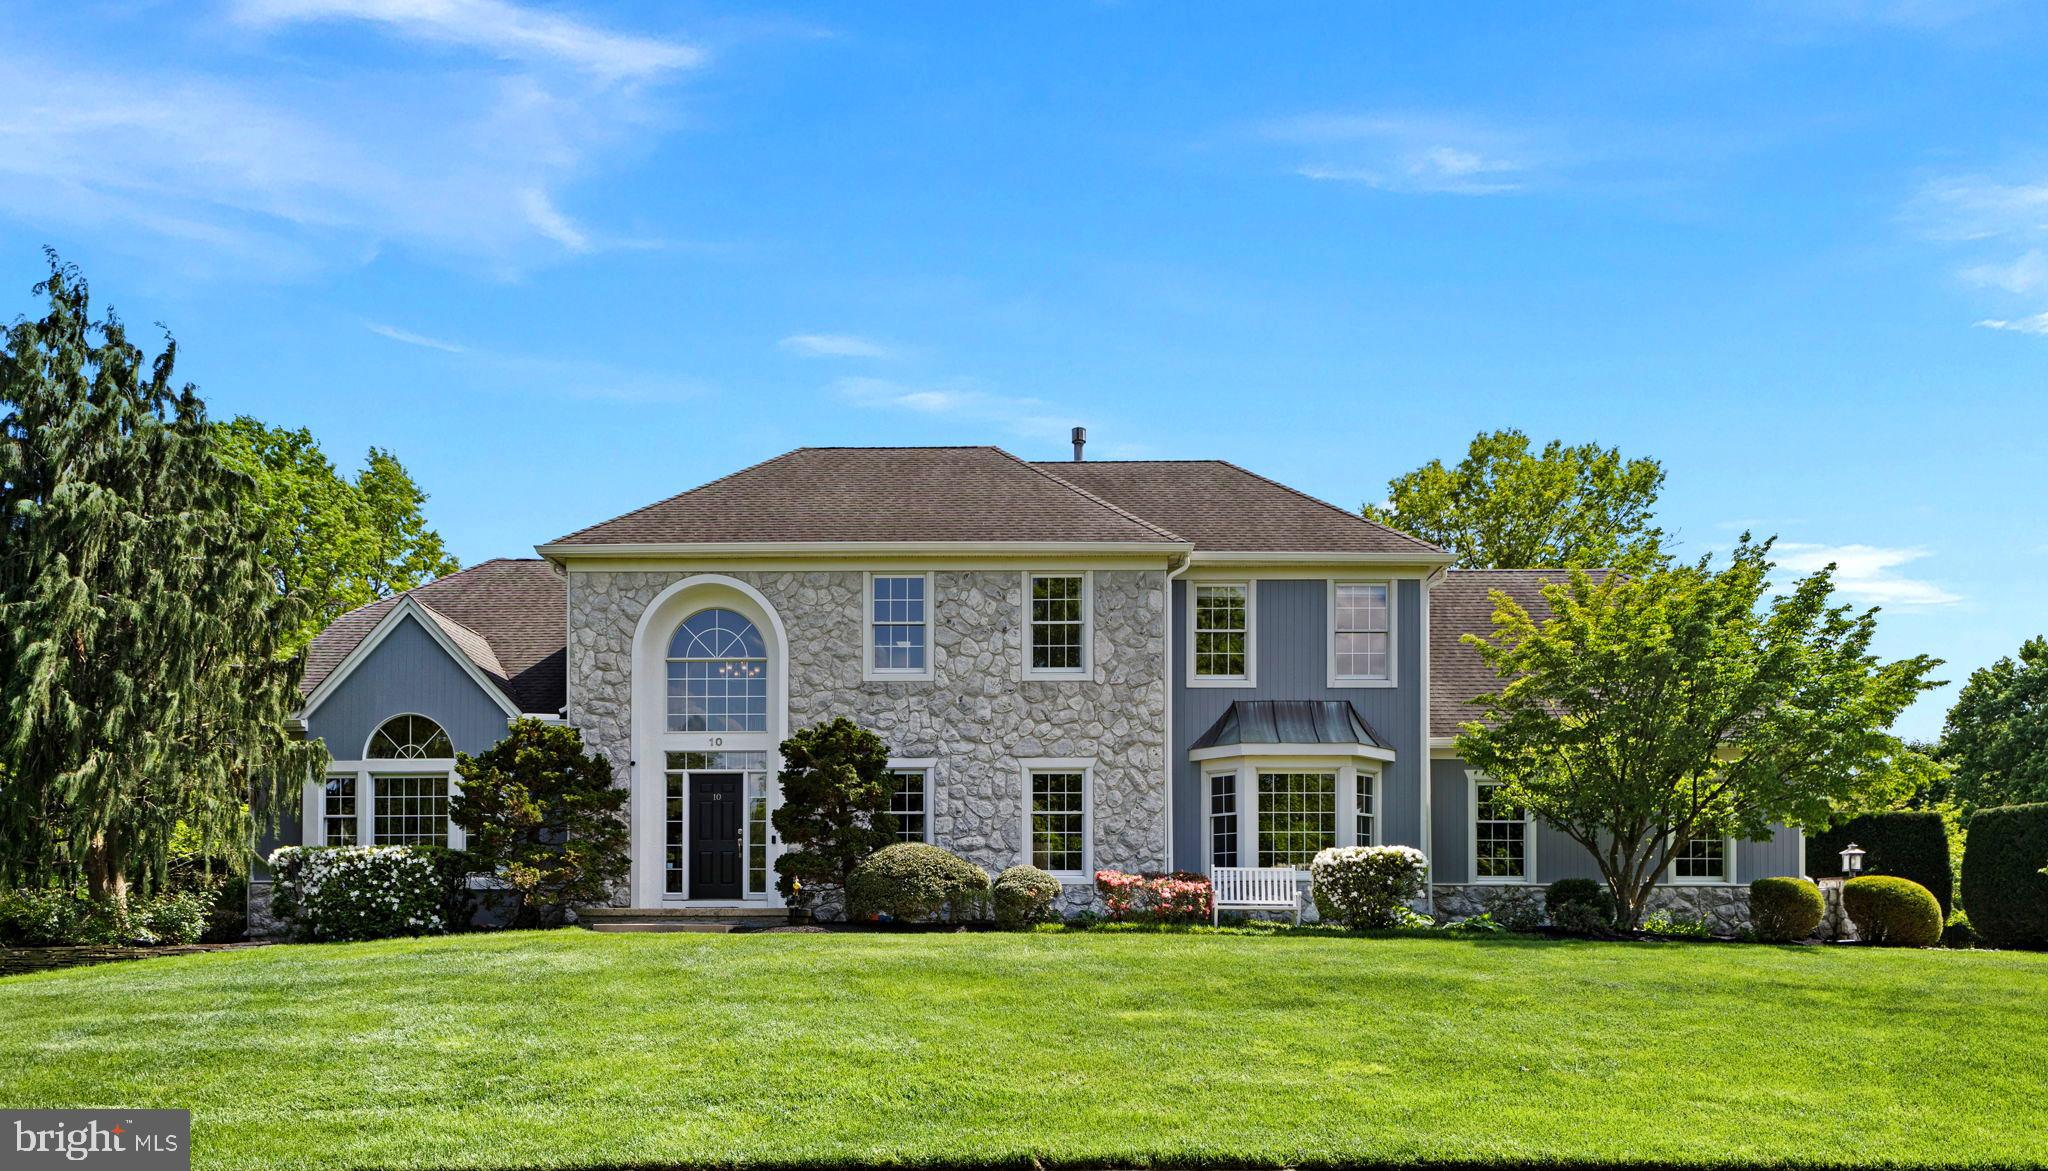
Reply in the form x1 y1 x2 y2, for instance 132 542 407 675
1171 577 1425 868
1737 827 1806 883
1429 758 1472 880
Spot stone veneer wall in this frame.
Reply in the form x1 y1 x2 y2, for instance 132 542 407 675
1432 883 1754 934
565 569 1169 896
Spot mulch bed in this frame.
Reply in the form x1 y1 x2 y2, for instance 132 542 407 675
0 941 270 977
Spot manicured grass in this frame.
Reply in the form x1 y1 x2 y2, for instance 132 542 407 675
2 930 2044 1170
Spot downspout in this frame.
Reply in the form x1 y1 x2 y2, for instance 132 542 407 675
1162 551 1192 873
1420 564 1447 918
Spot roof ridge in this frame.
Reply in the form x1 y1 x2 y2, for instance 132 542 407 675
1210 458 1448 555
1009 450 1188 542
547 448 808 545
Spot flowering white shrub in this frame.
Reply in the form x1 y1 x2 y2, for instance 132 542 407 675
268 846 445 942
1309 845 1429 929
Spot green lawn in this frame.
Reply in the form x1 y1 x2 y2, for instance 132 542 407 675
2 930 2043 1170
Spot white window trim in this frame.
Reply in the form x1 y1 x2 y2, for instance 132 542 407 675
863 572 936 682
886 757 937 844
1470 774 1535 885
1196 755 1378 874
1020 757 1094 881
303 761 464 850
1667 832 1739 886
1205 769 1242 870
1328 579 1398 689
1186 580 1256 688
1355 767 1379 847
1020 571 1093 680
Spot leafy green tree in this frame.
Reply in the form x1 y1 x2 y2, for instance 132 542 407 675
1455 539 1941 928
1940 636 2048 811
451 719 629 928
770 718 896 909
214 419 458 652
0 254 325 906
1365 429 1667 570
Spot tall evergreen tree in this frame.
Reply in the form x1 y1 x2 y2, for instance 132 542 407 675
0 254 324 903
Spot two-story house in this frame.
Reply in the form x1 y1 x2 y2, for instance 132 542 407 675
266 444 1801 928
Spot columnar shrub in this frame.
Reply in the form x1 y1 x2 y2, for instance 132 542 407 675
1544 878 1617 934
1843 875 1942 947
1092 870 1215 924
1807 811 1953 913
1749 876 1825 942
1308 846 1427 929
1960 802 2048 949
992 865 1062 928
847 843 991 924
268 846 446 942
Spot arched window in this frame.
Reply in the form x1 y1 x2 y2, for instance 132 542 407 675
366 714 454 759
667 608 768 732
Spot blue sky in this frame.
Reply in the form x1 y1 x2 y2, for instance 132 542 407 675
4 1 2044 739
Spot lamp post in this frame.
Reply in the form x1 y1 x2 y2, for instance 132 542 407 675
1839 843 1866 881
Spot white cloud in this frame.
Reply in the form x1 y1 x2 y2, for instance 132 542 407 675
779 333 896 359
1911 175 2048 242
1773 543 1962 607
1961 249 2048 293
834 376 1075 441
1263 112 1531 195
518 187 590 251
232 0 702 80
365 321 467 352
1974 311 2048 335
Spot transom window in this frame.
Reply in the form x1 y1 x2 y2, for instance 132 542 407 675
1475 780 1529 881
1673 835 1728 883
869 575 929 675
1332 582 1392 682
322 777 357 846
372 776 450 847
1028 574 1087 674
1193 583 1250 680
1355 772 1376 846
1030 770 1088 873
1208 774 1239 869
667 608 768 732
890 769 931 843
366 714 452 759
1257 772 1336 866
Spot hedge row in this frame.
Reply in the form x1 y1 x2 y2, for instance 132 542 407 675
1961 802 2048 949
1807 810 1952 913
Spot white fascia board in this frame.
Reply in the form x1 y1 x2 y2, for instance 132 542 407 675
1188 742 1398 764
300 596 521 722
537 539 1193 562
1186 550 1456 568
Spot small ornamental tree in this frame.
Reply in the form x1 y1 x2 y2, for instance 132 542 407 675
451 719 628 928
1456 539 1941 929
770 718 895 910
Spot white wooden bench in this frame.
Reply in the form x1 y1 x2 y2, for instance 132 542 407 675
1210 866 1303 926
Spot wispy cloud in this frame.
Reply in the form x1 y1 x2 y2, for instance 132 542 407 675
780 333 896 359
1910 172 2048 332
1961 249 2048 293
1774 543 1962 607
834 376 1076 441
1261 113 1533 195
518 188 591 252
232 0 702 80
365 321 467 352
1974 311 2048 334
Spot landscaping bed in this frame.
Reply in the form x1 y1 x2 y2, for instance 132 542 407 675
3 930 2044 1170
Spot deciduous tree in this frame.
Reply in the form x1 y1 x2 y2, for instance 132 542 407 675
1939 636 2048 811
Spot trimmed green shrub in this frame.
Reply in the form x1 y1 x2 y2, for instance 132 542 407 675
1641 909 1714 938
1843 875 1943 947
1807 811 1952 913
1308 845 1428 929
992 865 1063 928
847 843 991 924
1749 877 1824 942
1544 878 1617 934
1943 907 1979 950
268 846 447 942
1961 802 2048 949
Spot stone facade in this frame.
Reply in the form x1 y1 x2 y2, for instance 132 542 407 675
1432 883 1754 934
565 567 1169 896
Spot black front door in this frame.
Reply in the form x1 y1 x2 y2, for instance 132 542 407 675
689 773 743 899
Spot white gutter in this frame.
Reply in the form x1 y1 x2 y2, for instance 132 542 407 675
1162 551 1192 873
1187 550 1456 567
538 539 1195 560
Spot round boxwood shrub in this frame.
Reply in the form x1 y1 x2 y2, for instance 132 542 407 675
1807 810 1953 913
992 865 1063 928
847 843 991 924
1749 876 1825 942
1842 875 1943 947
1960 802 2048 949
1544 878 1617 934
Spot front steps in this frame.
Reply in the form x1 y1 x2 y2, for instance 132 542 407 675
575 905 790 934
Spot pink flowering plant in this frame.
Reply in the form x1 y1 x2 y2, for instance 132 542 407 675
1094 869 1214 923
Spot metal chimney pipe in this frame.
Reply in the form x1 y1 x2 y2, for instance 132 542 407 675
1071 426 1087 462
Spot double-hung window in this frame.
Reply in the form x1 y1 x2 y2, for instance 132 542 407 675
1027 767 1090 874
1026 573 1089 676
1208 774 1239 868
867 574 932 679
1331 582 1393 684
1191 582 1252 684
322 777 357 846
1355 772 1376 846
1672 835 1730 884
1257 772 1337 866
1474 779 1530 882
889 768 931 843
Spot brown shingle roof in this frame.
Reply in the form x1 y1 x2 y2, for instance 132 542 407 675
548 447 1184 547
1429 568 1608 738
300 559 566 715
1035 460 1445 556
